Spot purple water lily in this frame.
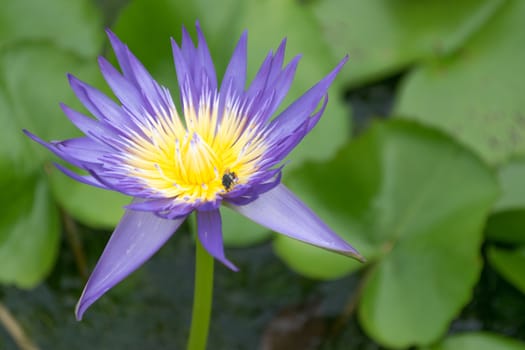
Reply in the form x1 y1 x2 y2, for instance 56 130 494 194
25 23 362 320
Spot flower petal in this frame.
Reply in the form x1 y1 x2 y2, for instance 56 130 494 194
98 56 146 117
126 197 195 219
196 209 238 271
268 56 348 140
220 31 247 95
171 37 197 109
68 74 129 129
59 103 119 147
246 38 288 101
75 205 186 320
106 30 175 120
53 163 109 190
194 22 217 92
105 29 135 83
228 184 364 261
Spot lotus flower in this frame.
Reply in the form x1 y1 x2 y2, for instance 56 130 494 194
25 23 362 320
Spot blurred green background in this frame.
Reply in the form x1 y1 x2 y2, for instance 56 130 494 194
1 0 525 349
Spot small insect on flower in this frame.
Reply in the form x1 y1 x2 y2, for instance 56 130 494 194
24 22 363 320
222 169 238 191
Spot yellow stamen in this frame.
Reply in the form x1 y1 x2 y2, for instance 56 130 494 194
125 95 267 203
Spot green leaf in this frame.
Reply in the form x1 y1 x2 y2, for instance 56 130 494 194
485 157 525 244
0 176 59 288
0 42 101 164
494 157 525 211
488 246 525 294
0 42 125 229
114 0 350 247
486 209 525 244
395 0 525 164
0 0 104 57
309 0 505 87
275 120 498 347
427 332 525 350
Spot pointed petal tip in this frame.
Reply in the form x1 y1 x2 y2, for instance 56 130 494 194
21 128 32 138
74 295 90 321
75 289 106 321
105 29 126 49
66 73 77 85
75 281 105 320
23 129 47 145
195 21 204 36
230 184 366 264
341 248 366 263
97 55 112 71
196 210 239 272
105 28 116 40
219 257 239 272
170 37 182 52
334 55 350 73
74 209 186 322
239 30 248 42
181 25 189 34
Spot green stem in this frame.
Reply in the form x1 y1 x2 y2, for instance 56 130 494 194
187 239 214 350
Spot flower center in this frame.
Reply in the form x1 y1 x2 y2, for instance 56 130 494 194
124 93 267 202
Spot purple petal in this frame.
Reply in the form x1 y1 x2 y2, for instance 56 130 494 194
23 131 107 171
220 31 247 95
245 38 287 102
180 25 197 66
53 137 109 163
228 184 364 261
266 95 329 164
261 55 301 120
105 29 135 84
268 56 348 140
59 104 118 146
171 38 197 108
126 198 195 219
195 22 217 92
68 74 109 122
68 75 131 130
245 51 273 100
106 30 175 119
75 205 186 320
196 209 238 271
98 56 145 116
53 163 109 190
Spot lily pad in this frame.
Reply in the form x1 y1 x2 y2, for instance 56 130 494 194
275 120 498 347
309 0 505 87
0 43 101 162
113 0 350 247
486 209 525 245
0 0 104 57
395 0 525 164
485 157 525 244
0 43 129 230
488 246 525 294
427 332 525 350
485 155 525 243
493 156 525 211
0 176 59 288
